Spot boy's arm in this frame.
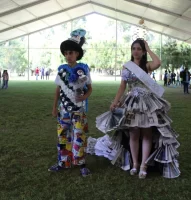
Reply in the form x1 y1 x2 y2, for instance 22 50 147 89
52 86 60 117
75 84 92 102
84 84 92 99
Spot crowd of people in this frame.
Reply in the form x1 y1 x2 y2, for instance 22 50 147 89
0 66 52 89
163 70 179 86
163 69 190 94
34 67 50 80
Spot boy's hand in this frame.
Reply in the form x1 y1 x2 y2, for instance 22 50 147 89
52 108 58 117
75 95 87 103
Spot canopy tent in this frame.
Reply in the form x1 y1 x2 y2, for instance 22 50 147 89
0 0 191 43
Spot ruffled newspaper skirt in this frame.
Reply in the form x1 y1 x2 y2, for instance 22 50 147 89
88 87 180 178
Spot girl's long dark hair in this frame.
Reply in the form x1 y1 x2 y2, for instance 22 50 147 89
3 70 8 75
131 39 148 73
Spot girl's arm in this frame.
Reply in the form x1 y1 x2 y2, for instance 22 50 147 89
110 80 127 111
144 41 161 72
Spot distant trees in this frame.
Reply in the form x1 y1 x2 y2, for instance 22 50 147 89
0 39 27 75
0 15 191 77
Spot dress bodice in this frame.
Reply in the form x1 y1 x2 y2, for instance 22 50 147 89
121 68 146 89
55 63 92 113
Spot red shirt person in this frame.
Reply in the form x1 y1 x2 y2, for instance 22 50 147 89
35 67 39 80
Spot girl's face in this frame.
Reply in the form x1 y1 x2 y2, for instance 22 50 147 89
131 43 144 59
64 51 79 64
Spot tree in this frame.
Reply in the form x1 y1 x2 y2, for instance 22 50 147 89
161 38 191 70
0 39 27 74
179 43 191 68
117 21 131 45
39 51 51 69
83 41 116 74
60 54 65 64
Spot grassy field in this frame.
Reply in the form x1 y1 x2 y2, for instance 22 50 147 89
0 81 191 200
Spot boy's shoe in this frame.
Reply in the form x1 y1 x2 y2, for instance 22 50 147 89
48 164 64 172
80 167 91 177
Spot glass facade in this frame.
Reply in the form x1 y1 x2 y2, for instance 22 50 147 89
0 13 190 81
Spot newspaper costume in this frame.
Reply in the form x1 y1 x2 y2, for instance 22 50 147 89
55 63 91 167
88 61 180 179
52 29 92 170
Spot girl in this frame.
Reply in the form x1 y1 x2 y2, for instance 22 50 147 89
2 70 9 89
94 39 180 179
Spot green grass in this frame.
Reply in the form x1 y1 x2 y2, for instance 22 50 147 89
0 81 191 200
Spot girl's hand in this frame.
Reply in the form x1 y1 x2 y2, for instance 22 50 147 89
144 40 150 52
52 108 58 117
110 102 118 111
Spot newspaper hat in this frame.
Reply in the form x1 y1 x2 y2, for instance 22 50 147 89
60 29 86 60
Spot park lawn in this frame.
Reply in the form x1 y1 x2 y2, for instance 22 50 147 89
0 81 190 200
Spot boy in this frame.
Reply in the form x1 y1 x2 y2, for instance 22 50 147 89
49 29 92 177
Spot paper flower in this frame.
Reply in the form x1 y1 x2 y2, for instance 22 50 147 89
68 73 78 83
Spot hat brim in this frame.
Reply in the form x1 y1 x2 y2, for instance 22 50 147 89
60 40 83 61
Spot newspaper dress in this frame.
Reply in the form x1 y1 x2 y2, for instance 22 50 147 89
88 63 180 178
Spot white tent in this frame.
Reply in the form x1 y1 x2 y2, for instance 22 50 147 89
0 0 191 43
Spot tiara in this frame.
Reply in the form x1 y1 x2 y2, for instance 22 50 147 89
132 19 148 41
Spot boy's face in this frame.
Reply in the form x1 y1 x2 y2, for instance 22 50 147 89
64 51 79 63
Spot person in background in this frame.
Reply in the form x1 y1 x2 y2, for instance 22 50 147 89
152 71 156 82
164 70 168 86
180 70 184 87
0 68 1 87
40 67 45 80
45 68 50 80
168 71 171 85
35 67 39 80
176 72 180 86
171 71 176 85
182 67 190 94
1 70 9 89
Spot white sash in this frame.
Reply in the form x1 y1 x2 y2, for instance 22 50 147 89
124 61 164 97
